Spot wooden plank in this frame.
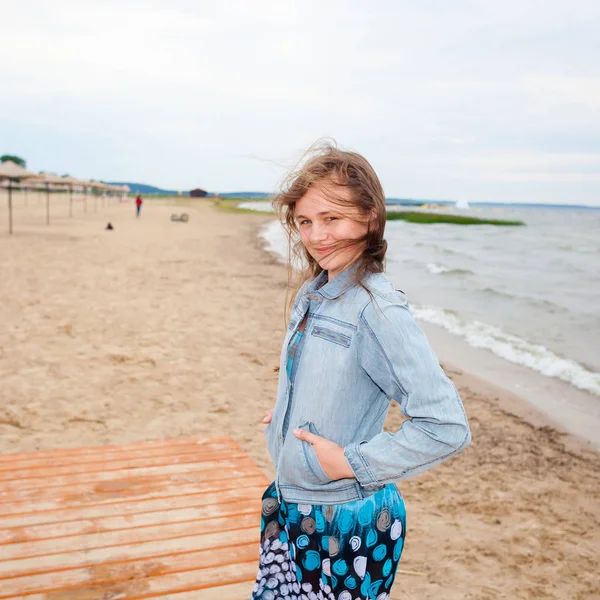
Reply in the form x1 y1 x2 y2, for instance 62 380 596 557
0 474 267 516
0 527 259 578
0 447 246 480
0 454 255 491
158 581 257 600
0 436 237 464
0 466 256 510
0 561 257 599
0 482 267 530
1 512 259 562
0 435 269 599
0 542 258 597
0 487 267 542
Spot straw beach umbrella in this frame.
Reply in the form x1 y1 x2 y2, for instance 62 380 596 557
59 175 87 216
0 160 41 235
35 173 69 225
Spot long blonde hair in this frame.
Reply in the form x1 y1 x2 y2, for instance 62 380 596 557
272 141 388 315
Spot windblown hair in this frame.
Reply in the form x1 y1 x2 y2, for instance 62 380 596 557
272 141 388 316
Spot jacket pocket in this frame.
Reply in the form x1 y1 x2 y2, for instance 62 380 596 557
311 325 352 348
299 421 333 484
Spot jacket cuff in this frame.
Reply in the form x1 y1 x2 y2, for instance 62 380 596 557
344 442 380 488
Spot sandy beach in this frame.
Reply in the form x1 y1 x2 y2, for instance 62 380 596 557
1 195 599 599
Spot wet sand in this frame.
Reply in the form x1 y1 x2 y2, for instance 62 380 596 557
1 194 599 599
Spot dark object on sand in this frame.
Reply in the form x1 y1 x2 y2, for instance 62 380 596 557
189 188 207 198
171 213 189 222
105 222 114 230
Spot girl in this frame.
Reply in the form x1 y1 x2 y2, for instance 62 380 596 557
252 144 470 600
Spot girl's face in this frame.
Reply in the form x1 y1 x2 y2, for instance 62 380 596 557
295 181 370 281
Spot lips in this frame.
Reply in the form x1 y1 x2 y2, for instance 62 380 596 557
315 245 335 254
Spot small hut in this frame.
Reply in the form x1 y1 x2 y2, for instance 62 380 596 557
189 188 207 198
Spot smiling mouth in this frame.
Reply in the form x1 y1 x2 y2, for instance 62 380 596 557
315 246 335 254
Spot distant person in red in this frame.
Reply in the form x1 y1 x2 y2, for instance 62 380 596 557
135 194 143 218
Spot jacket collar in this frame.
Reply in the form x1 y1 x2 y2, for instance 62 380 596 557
304 262 361 300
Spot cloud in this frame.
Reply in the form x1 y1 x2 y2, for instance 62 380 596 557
0 0 599 204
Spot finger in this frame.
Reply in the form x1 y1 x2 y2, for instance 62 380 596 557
293 429 320 445
263 414 272 423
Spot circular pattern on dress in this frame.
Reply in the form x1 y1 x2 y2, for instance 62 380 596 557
328 536 340 556
382 558 393 577
349 536 362 552
337 510 354 534
338 591 352 600
373 543 387 562
366 529 378 548
358 501 374 526
376 508 392 532
332 558 349 576
264 521 281 539
301 517 316 535
390 519 403 540
298 504 312 516
302 550 321 571
262 497 279 516
393 538 404 562
315 510 326 533
296 534 310 549
353 555 367 579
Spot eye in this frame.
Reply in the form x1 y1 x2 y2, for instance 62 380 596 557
299 219 310 226
326 216 338 221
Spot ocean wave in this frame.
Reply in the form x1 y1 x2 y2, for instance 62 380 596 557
426 262 473 276
479 287 566 313
412 305 600 397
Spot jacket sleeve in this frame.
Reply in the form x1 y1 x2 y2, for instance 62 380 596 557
343 296 471 488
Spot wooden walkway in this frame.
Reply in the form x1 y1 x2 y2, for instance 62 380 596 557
0 436 269 599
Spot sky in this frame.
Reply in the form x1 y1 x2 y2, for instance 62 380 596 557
1 0 599 205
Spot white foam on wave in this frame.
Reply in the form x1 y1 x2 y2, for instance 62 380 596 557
411 305 600 397
426 262 451 274
426 262 473 276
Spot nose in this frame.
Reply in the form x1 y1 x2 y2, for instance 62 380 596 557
309 222 328 245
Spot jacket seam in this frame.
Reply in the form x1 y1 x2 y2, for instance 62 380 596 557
358 311 409 399
307 312 357 330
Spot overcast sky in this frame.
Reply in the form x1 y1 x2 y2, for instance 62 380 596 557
1 1 599 205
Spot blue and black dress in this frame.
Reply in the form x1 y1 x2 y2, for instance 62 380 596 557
251 331 407 599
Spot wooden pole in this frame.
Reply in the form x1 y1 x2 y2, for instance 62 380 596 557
8 181 13 235
69 186 73 217
46 183 50 225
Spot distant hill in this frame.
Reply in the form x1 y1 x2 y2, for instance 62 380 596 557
107 182 188 195
210 191 270 198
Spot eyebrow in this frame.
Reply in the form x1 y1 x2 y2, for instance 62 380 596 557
296 211 337 219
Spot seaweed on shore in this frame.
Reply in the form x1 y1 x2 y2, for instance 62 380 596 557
386 211 524 226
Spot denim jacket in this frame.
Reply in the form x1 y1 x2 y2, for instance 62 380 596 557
265 265 471 505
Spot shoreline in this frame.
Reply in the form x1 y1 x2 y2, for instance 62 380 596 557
1 197 598 599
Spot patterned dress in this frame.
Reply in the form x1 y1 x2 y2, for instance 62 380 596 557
251 482 406 600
